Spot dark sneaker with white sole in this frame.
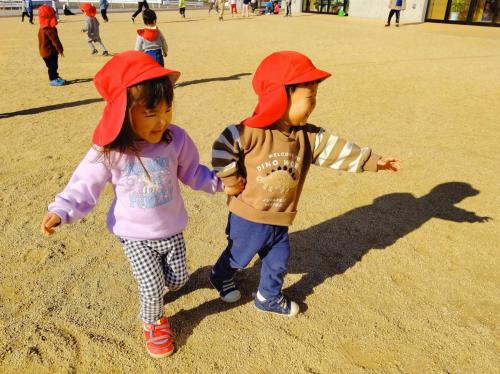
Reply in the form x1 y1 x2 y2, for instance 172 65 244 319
254 293 299 316
209 270 241 303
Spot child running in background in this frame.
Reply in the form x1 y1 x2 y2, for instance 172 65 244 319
41 51 223 358
135 9 168 67
80 3 109 56
230 0 237 16
210 51 400 316
21 0 34 24
99 0 109 22
38 4 65 86
179 0 186 18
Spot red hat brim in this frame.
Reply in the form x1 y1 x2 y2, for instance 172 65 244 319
92 65 180 147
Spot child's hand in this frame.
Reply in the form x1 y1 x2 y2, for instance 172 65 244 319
163 52 167 57
224 176 246 196
41 213 61 236
60 52 65 58
377 156 401 172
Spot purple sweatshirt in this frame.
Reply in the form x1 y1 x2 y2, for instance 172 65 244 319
48 125 223 240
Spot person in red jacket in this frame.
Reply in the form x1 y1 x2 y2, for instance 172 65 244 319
38 5 65 86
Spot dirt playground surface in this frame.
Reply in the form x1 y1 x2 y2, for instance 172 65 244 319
0 9 499 373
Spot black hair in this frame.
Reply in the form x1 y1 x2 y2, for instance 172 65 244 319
98 76 174 164
142 9 157 25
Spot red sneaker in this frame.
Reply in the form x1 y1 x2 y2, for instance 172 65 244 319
143 316 174 358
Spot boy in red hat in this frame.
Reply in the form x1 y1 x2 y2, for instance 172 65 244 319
134 9 168 67
38 4 65 86
80 2 109 56
40 51 223 357
210 51 400 316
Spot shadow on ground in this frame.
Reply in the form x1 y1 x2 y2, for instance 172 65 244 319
176 72 252 87
166 182 490 347
0 98 103 119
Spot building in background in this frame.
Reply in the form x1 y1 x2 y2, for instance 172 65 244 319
426 0 498 25
300 0 499 26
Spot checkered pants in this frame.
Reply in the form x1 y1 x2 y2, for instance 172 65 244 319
120 233 189 324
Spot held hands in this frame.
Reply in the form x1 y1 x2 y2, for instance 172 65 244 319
224 176 246 196
377 156 401 172
41 213 61 236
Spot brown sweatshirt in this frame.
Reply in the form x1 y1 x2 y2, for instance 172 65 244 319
38 27 64 58
212 123 380 226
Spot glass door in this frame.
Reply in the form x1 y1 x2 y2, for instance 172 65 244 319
471 0 498 23
448 0 472 21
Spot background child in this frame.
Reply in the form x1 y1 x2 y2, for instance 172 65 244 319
210 50 400 316
37 4 65 86
135 9 168 67
40 51 223 358
21 0 34 24
386 0 406 27
179 0 186 18
230 0 237 16
216 0 225 20
99 0 109 22
131 0 149 23
80 3 109 56
62 3 75 15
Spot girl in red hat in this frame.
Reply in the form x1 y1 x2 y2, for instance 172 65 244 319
80 3 109 56
210 50 401 316
40 51 223 358
38 4 65 86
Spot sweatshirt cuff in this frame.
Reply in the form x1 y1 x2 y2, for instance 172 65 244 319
48 209 68 225
362 152 381 172
220 174 240 187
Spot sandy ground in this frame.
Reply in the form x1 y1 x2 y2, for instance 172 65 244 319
0 9 499 373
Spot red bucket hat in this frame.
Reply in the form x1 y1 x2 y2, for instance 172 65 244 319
38 4 58 28
80 2 97 16
242 51 331 128
92 51 181 146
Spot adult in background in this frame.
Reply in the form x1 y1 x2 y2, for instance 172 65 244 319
131 0 149 23
100 0 109 22
284 0 291 16
242 0 250 17
385 0 406 27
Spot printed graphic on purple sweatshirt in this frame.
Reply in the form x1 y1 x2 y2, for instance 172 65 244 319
123 157 174 209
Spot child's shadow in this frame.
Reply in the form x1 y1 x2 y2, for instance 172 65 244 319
166 182 490 347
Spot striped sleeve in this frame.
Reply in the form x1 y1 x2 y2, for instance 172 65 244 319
312 128 380 172
212 125 243 186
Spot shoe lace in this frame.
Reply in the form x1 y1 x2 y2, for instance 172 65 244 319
275 294 289 309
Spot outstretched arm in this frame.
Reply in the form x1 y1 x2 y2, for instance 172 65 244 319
40 148 111 236
312 127 380 172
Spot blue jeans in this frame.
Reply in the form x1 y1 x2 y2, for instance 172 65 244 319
145 49 164 67
212 213 290 299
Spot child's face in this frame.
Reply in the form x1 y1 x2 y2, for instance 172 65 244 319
282 83 318 126
129 100 172 143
